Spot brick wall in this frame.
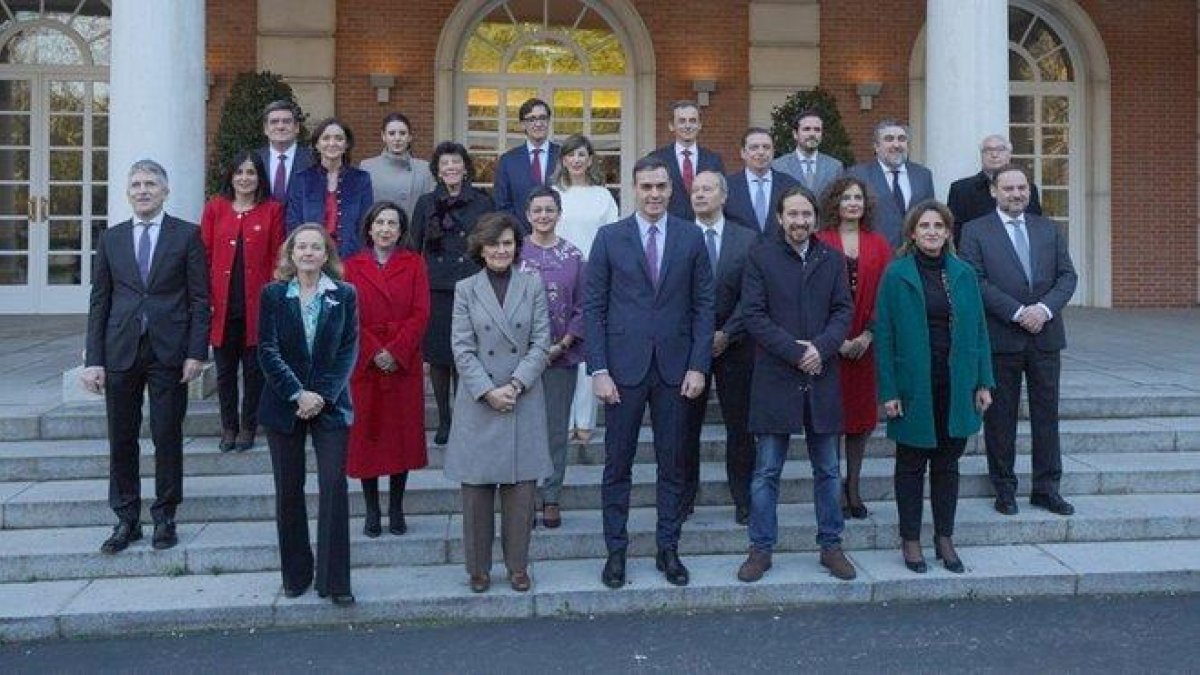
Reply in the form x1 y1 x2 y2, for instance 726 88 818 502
205 0 258 155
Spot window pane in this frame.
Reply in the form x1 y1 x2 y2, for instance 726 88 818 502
3 26 85 65
553 89 584 118
467 88 499 118
1038 50 1074 82
48 80 86 112
92 151 107 181
0 79 32 111
1042 96 1069 124
472 154 497 185
0 149 30 180
92 114 108 147
1043 127 1069 156
508 41 583 75
1041 158 1069 187
47 253 81 284
50 149 83 181
1008 7 1034 43
1041 188 1068 220
1009 126 1035 155
0 184 30 216
594 155 620 187
0 254 29 284
0 114 31 144
556 120 584 136
49 220 82 250
1012 157 1035 180
88 33 110 66
49 114 84 146
1010 96 1034 124
91 185 107 216
92 82 109 114
1023 19 1063 61
592 90 622 119
1009 50 1034 81
0 220 30 250
582 32 626 75
49 184 82 216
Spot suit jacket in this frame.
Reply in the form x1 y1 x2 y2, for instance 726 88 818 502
772 151 844 199
256 279 359 433
709 216 758 344
724 169 800 240
846 160 935 247
947 171 1042 245
258 145 315 196
444 269 553 484
285 164 374 259
85 214 210 372
648 143 726 220
200 196 286 348
493 141 561 229
959 211 1077 353
584 214 715 387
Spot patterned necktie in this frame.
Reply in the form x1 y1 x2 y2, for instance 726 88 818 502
705 226 718 275
1009 219 1033 283
645 224 660 286
136 222 153 284
530 148 543 184
890 170 906 214
804 159 815 188
754 178 768 230
681 149 695 194
273 154 287 202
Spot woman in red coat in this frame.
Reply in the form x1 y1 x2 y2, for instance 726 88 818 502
343 200 431 537
201 150 286 452
816 175 892 519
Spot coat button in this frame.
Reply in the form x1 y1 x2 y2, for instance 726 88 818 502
511 348 517 354
487 350 494 356
516 323 522 328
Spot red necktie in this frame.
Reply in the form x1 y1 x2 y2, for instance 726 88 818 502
681 149 694 193
531 148 543 184
272 154 287 202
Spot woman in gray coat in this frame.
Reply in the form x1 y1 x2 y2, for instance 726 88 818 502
444 211 552 594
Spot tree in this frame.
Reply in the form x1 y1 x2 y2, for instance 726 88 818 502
768 87 855 167
207 72 306 195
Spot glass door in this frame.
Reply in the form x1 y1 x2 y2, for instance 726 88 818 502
0 74 39 312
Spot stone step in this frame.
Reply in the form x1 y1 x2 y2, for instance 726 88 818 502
0 494 1196 584
18 387 1200 441
3 538 1199 641
4 416 1200 482
3 452 1200 529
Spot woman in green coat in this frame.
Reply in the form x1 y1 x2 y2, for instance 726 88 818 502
874 200 994 575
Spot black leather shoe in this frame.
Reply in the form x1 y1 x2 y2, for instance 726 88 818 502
601 550 626 589
734 504 750 526
219 429 237 453
388 513 407 535
994 495 1019 515
283 583 310 598
656 548 690 586
152 521 178 550
100 521 142 554
363 511 382 538
330 593 356 607
1030 492 1075 516
433 420 451 446
234 429 256 452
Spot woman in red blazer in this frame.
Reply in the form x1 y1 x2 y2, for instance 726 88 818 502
201 150 286 452
343 200 431 537
816 175 893 519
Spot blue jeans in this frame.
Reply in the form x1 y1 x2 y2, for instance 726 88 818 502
749 431 844 552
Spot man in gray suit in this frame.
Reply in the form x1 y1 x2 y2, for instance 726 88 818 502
771 109 843 198
959 165 1077 518
847 120 934 246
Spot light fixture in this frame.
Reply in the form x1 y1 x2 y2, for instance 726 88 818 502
692 79 717 107
369 74 397 104
856 82 882 111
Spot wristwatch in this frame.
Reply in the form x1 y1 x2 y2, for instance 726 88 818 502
510 378 525 395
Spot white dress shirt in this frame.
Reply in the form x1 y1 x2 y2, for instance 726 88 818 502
878 159 912 208
132 212 163 265
995 207 1053 321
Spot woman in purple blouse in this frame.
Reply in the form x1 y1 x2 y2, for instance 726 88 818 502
517 185 585 529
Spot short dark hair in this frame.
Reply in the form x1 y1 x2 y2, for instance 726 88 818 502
668 100 699 115
467 212 524 267
524 185 562 213
262 99 299 124
518 97 551 121
791 108 824 130
741 126 772 148
989 164 1030 187
218 150 270 204
428 141 475 185
309 117 355 162
359 200 410 251
632 154 669 182
380 111 413 132
775 184 819 220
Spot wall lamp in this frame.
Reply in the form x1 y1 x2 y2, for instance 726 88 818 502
856 82 882 111
369 74 397 104
692 79 717 107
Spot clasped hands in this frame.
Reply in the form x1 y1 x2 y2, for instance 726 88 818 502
1017 304 1049 334
484 382 519 413
373 348 397 373
795 340 822 376
295 390 325 419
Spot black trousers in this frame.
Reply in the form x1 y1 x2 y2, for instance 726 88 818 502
985 347 1063 497
212 315 263 433
601 359 685 553
105 335 187 524
681 340 754 512
894 353 966 541
267 423 351 596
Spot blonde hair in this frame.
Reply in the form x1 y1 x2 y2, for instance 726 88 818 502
274 224 344 280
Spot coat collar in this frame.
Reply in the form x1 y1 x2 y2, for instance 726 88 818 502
470 269 530 346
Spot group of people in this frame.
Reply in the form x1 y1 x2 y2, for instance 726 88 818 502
81 95 1077 605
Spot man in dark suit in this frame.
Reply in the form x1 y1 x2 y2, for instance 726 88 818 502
584 155 714 589
258 99 314 203
647 100 725 220
771 109 844 198
81 159 210 554
680 170 758 526
947 134 1042 246
959 165 1077 517
847 119 934 246
724 127 799 239
493 97 560 231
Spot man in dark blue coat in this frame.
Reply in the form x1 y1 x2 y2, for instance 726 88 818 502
493 97 560 231
584 155 714 589
735 184 855 583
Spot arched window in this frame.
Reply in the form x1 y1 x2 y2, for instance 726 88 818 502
457 0 633 198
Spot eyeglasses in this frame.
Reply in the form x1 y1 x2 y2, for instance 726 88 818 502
523 115 550 124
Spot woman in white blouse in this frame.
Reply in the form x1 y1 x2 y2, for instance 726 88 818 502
551 134 619 442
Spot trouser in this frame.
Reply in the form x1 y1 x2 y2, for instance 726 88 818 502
894 441 966 540
460 480 537 577
680 345 754 514
985 348 1063 497
540 367 577 504
212 315 263 433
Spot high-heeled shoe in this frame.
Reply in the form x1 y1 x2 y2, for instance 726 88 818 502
842 480 869 519
935 536 965 573
901 540 927 574
434 420 451 446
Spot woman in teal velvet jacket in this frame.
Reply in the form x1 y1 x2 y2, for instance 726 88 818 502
874 200 993 576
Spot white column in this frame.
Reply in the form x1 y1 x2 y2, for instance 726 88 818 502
924 0 1008 199
108 1 206 223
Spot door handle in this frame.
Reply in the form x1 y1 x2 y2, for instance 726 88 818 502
27 193 36 223
39 196 48 223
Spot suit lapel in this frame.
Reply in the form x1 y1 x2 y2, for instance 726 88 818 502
624 219 657 290
144 216 175 290
503 272 530 325
989 213 1030 283
474 272 518 346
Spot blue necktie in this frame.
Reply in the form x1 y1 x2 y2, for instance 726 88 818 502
136 222 152 284
705 227 718 275
753 179 768 230
645 224 659 286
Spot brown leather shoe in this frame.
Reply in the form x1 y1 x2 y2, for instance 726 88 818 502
820 546 857 580
737 548 772 583
509 570 531 592
469 573 490 593
542 503 562 529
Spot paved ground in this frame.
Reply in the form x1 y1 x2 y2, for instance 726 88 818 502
2 594 1197 673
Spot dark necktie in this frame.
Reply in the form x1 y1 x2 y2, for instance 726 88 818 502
704 227 718 275
1009 218 1033 283
681 149 694 194
754 178 769 230
890 170 906 214
273 154 287 202
136 222 153 284
645 224 660 286
530 148 543 184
